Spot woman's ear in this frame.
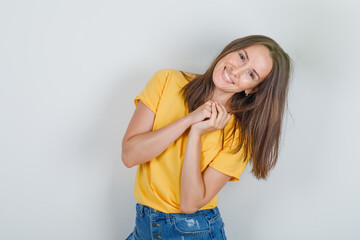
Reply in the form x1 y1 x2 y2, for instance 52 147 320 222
245 89 255 95
247 86 260 95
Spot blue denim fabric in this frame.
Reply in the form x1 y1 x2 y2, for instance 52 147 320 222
125 203 227 240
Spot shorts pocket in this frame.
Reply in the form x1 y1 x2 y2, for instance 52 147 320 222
173 214 210 235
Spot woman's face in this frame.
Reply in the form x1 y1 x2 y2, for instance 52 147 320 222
212 44 273 95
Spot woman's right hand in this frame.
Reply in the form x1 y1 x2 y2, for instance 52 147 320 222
187 100 214 125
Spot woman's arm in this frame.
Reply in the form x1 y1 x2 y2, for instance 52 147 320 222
122 100 193 168
180 102 232 214
180 129 231 214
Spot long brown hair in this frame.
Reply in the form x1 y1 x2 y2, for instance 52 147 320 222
180 35 292 180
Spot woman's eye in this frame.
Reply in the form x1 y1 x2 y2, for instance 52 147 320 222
239 54 245 61
249 72 255 79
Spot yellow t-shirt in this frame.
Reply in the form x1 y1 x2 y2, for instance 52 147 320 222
133 68 249 213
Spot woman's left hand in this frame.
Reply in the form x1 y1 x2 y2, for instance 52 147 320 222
190 101 231 136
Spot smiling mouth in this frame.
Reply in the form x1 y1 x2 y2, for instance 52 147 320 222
223 67 234 84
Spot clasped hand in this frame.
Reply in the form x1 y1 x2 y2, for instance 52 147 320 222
188 100 232 136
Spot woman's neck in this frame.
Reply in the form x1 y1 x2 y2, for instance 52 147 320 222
209 89 233 112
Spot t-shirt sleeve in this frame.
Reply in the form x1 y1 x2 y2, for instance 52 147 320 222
208 135 250 182
133 69 170 114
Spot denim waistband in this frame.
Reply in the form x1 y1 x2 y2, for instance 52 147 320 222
136 202 221 223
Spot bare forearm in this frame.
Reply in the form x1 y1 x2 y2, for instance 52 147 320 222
180 129 205 213
122 116 193 168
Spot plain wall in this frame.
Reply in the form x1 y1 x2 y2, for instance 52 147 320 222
1 0 359 239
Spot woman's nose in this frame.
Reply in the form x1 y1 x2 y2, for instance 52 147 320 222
230 66 244 79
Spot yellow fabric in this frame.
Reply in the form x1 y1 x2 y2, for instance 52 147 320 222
133 68 249 213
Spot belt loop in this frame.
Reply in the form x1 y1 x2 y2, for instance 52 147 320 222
211 207 217 215
165 213 171 224
139 203 144 215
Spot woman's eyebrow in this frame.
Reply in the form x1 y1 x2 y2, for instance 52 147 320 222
244 49 260 80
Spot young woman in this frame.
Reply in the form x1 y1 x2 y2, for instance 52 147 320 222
122 35 291 239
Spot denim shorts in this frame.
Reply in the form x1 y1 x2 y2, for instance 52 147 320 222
125 203 227 240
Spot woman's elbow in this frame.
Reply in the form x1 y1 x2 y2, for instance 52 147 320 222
121 139 135 168
179 204 199 214
121 149 135 168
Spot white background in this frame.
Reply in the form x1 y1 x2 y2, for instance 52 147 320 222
1 0 359 239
